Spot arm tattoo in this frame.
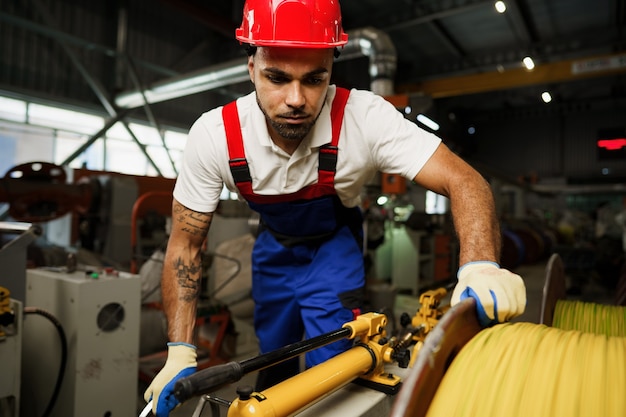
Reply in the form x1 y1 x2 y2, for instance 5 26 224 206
173 256 202 302
175 207 212 237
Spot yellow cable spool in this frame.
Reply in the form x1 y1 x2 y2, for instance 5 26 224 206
552 299 626 337
425 322 626 417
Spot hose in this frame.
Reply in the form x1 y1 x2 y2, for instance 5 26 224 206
23 307 67 417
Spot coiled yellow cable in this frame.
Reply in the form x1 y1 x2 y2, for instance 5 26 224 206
425 322 626 417
552 299 626 337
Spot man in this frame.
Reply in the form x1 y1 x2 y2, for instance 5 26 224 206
144 0 526 415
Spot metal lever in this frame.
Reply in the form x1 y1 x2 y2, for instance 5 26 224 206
174 327 352 402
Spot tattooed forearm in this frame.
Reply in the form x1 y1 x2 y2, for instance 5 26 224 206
189 212 211 225
181 223 205 236
173 203 213 237
173 256 202 301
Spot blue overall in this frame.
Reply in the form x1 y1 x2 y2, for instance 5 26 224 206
222 88 365 388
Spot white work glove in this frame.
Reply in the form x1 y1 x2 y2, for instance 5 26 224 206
144 342 197 417
451 261 526 327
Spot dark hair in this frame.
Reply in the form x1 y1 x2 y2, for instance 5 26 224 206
245 45 257 56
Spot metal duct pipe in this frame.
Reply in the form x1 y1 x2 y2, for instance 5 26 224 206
336 27 397 96
114 27 397 109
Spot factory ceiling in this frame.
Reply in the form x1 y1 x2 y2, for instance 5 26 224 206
1 0 625 130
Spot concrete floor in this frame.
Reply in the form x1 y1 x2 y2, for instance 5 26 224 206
136 256 617 417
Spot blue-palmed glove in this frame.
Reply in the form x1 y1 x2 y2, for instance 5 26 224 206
144 342 197 417
451 261 526 327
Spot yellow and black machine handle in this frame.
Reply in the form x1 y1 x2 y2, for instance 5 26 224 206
174 312 411 417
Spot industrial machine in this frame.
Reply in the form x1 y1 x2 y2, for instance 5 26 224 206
171 312 410 417
160 257 626 417
0 222 40 417
21 268 141 417
0 161 178 271
153 287 456 417
396 287 450 367
0 222 41 303
0 288 23 417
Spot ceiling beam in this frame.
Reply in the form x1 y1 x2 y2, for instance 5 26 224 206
160 0 237 38
426 20 465 58
0 12 178 77
382 0 493 32
509 0 540 44
398 52 626 98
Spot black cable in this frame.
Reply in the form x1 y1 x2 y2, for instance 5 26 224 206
23 307 67 417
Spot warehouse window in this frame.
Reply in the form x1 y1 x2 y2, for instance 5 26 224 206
0 93 186 178
55 130 103 170
106 139 150 175
29 104 104 135
164 130 186 150
127 122 164 146
425 190 448 214
0 97 26 122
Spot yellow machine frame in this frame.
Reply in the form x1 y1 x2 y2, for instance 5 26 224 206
226 312 402 417
173 289 457 417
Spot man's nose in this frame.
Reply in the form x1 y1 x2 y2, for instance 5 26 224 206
285 82 305 108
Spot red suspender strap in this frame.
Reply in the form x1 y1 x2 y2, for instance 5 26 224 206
223 101 243 160
318 87 350 185
331 87 350 147
223 101 254 196
224 87 351 201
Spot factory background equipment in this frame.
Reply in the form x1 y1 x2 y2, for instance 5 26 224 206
0 291 22 417
0 222 42 303
0 222 40 417
21 268 141 417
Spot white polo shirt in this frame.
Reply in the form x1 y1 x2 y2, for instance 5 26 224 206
174 85 441 213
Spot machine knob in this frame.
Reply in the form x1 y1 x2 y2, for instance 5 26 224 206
400 312 412 328
392 348 411 369
236 385 254 401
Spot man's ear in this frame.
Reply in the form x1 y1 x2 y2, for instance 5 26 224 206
247 56 255 84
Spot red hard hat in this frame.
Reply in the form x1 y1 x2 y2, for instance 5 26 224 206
236 0 349 48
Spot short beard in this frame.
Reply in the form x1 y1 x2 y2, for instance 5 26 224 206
256 96 323 141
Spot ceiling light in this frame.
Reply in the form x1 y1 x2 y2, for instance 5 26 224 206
523 56 535 70
541 91 552 103
416 114 440 131
495 1 506 13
